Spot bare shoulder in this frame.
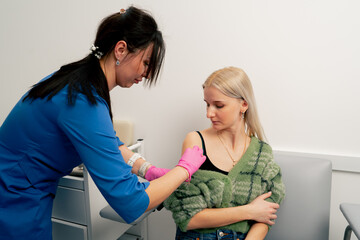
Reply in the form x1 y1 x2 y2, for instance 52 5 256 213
182 131 202 148
181 131 203 154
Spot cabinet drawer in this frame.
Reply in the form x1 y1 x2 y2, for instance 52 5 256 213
52 186 87 225
118 233 142 240
58 175 84 190
52 218 87 240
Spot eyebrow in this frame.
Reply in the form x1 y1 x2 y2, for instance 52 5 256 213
204 99 225 104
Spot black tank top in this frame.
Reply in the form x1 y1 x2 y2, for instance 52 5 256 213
196 131 229 175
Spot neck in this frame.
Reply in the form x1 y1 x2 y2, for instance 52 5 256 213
216 124 249 167
100 56 116 91
217 122 247 150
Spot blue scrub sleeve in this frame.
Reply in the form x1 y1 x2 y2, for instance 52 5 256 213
57 95 149 223
115 135 123 146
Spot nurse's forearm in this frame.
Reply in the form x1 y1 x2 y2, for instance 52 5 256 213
145 166 188 210
118 145 146 175
119 144 188 209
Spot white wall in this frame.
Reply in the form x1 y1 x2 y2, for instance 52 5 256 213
1 0 359 239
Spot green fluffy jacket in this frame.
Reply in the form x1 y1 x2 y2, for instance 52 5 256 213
164 137 285 233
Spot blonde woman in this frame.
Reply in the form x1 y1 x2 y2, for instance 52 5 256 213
164 67 285 240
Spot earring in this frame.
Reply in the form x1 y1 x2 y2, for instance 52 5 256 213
116 59 120 66
241 111 245 119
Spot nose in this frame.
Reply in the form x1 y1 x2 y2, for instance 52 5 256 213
141 71 150 81
206 107 215 118
141 65 149 78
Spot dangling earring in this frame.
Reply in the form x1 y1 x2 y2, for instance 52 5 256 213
241 111 245 119
116 59 120 66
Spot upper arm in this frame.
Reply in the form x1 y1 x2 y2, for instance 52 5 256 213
57 96 149 223
181 131 203 154
262 145 285 204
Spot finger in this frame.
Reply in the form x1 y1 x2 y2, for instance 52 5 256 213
267 220 275 225
269 202 280 209
270 208 277 214
193 145 200 151
258 191 272 200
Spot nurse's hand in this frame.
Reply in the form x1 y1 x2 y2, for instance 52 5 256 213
144 145 205 181
176 145 206 181
144 146 204 210
144 166 170 181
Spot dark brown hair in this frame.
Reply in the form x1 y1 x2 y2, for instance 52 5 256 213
23 6 165 120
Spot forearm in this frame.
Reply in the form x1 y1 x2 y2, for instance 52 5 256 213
187 205 252 230
145 166 188 210
119 145 187 210
186 191 279 230
119 144 205 211
119 145 147 175
245 223 268 240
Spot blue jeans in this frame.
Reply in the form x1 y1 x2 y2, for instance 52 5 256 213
175 228 247 240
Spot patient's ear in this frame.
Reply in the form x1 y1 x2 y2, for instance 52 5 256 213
240 99 248 113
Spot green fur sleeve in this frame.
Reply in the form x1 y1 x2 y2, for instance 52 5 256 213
261 145 285 205
259 145 286 230
163 170 232 232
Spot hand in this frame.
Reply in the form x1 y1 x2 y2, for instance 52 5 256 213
247 192 279 225
144 166 171 181
176 145 206 181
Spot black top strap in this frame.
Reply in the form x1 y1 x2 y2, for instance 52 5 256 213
195 131 228 175
196 131 207 156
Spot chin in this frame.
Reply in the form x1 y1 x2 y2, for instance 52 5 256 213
212 124 229 132
119 83 133 88
211 124 221 131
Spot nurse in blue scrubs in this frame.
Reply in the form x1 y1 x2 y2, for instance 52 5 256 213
0 7 205 240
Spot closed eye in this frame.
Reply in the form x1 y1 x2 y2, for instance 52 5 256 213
204 100 224 109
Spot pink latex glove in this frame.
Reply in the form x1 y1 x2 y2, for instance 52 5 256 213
144 166 171 181
176 145 206 181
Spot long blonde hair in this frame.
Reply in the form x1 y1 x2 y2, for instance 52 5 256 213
203 66 266 142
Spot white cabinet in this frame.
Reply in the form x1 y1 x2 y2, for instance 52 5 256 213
52 140 148 240
52 173 89 240
52 168 149 240
52 218 88 240
53 184 87 225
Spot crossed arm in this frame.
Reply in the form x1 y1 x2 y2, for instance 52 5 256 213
186 192 278 240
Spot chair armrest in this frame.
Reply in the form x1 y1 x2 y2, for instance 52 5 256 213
100 205 158 225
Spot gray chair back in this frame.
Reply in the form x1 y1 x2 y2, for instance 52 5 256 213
266 153 332 240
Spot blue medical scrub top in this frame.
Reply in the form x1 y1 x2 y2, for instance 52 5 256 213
0 75 150 239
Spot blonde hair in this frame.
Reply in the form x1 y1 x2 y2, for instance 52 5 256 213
203 66 266 142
